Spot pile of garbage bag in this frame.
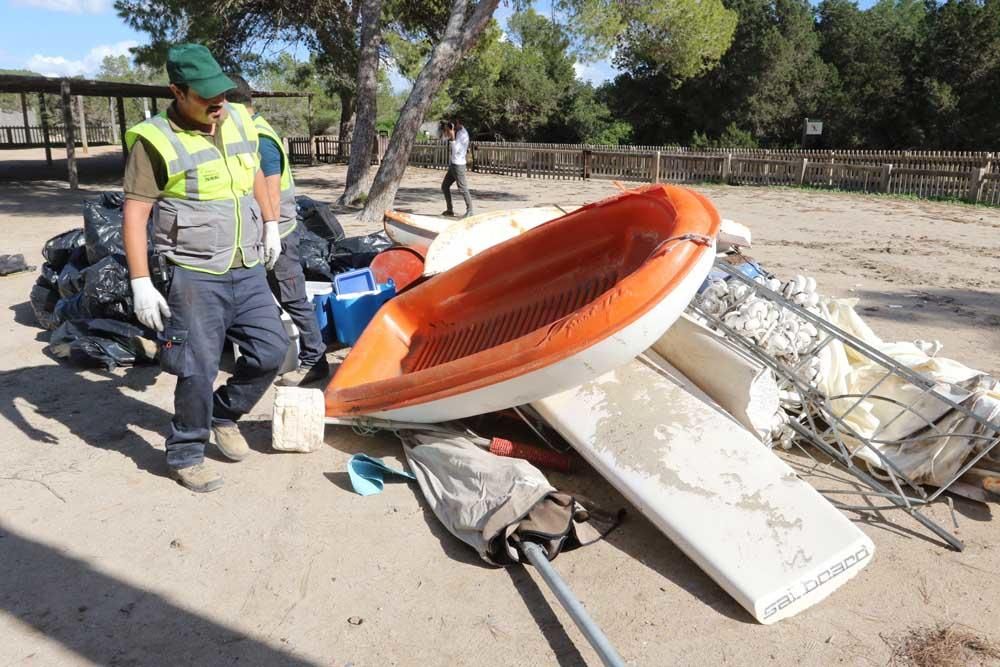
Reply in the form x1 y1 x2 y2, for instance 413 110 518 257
29 193 152 369
29 192 395 369
294 195 391 278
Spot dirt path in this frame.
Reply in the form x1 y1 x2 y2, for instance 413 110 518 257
1 165 998 666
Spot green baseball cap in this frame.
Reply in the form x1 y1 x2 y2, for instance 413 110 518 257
166 43 234 99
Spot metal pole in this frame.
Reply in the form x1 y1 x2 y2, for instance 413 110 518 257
520 541 625 667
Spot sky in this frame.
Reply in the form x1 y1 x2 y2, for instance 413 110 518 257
0 0 620 91
0 0 143 76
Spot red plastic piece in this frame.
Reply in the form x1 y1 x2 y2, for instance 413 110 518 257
488 437 572 472
370 246 426 292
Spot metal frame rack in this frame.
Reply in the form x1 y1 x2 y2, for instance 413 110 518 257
689 260 1000 551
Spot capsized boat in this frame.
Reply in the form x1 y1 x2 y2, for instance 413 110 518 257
423 205 572 274
327 184 720 423
382 211 450 255
383 205 572 259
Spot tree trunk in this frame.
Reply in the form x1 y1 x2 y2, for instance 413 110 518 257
339 0 384 206
338 91 355 159
359 0 499 223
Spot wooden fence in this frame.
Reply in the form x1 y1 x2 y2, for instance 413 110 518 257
0 124 115 147
283 137 1000 205
287 134 389 165
467 144 1000 204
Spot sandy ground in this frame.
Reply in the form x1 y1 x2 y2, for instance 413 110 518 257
1 163 999 667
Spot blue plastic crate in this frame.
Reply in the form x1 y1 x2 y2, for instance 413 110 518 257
313 293 336 344
332 280 396 346
334 268 377 297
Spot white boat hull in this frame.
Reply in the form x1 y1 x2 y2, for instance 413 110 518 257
382 212 449 251
424 205 571 274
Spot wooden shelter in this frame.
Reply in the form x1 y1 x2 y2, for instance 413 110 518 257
0 74 310 189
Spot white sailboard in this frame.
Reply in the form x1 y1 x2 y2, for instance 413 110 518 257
531 352 874 624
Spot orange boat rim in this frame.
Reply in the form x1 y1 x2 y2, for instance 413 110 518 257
326 184 722 423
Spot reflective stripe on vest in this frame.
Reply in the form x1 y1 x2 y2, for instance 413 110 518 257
253 114 298 237
125 102 262 274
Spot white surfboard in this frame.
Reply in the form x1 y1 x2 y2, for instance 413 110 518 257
531 352 874 624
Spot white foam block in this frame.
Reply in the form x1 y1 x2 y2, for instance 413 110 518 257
272 387 326 453
531 353 874 624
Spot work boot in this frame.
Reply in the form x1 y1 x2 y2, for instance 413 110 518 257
441 209 456 217
277 357 331 387
170 463 224 493
212 424 251 461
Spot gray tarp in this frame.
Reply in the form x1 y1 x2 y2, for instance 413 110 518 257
400 432 617 566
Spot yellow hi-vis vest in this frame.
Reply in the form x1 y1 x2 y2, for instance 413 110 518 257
125 102 262 274
252 114 298 237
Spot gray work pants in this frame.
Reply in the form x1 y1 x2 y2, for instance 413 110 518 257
159 264 289 470
442 164 473 214
267 227 325 368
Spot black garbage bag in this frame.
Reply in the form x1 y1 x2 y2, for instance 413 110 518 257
29 284 60 331
298 228 334 281
54 292 88 323
296 195 345 241
83 191 126 264
98 191 125 208
0 254 34 276
83 255 133 320
81 254 133 321
54 255 134 323
57 246 90 299
48 319 153 371
42 229 85 271
329 232 392 272
36 262 59 289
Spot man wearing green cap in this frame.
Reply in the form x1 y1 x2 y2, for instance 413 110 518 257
122 43 290 493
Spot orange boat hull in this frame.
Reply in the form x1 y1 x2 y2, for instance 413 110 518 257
326 184 721 422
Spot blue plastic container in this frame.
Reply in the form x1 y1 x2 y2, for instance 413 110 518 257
698 257 769 293
332 280 396 346
313 293 335 344
334 268 378 296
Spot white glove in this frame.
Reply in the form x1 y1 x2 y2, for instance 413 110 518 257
263 220 282 270
131 276 171 332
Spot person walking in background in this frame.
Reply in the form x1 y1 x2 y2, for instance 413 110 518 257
225 76 329 387
441 118 474 218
